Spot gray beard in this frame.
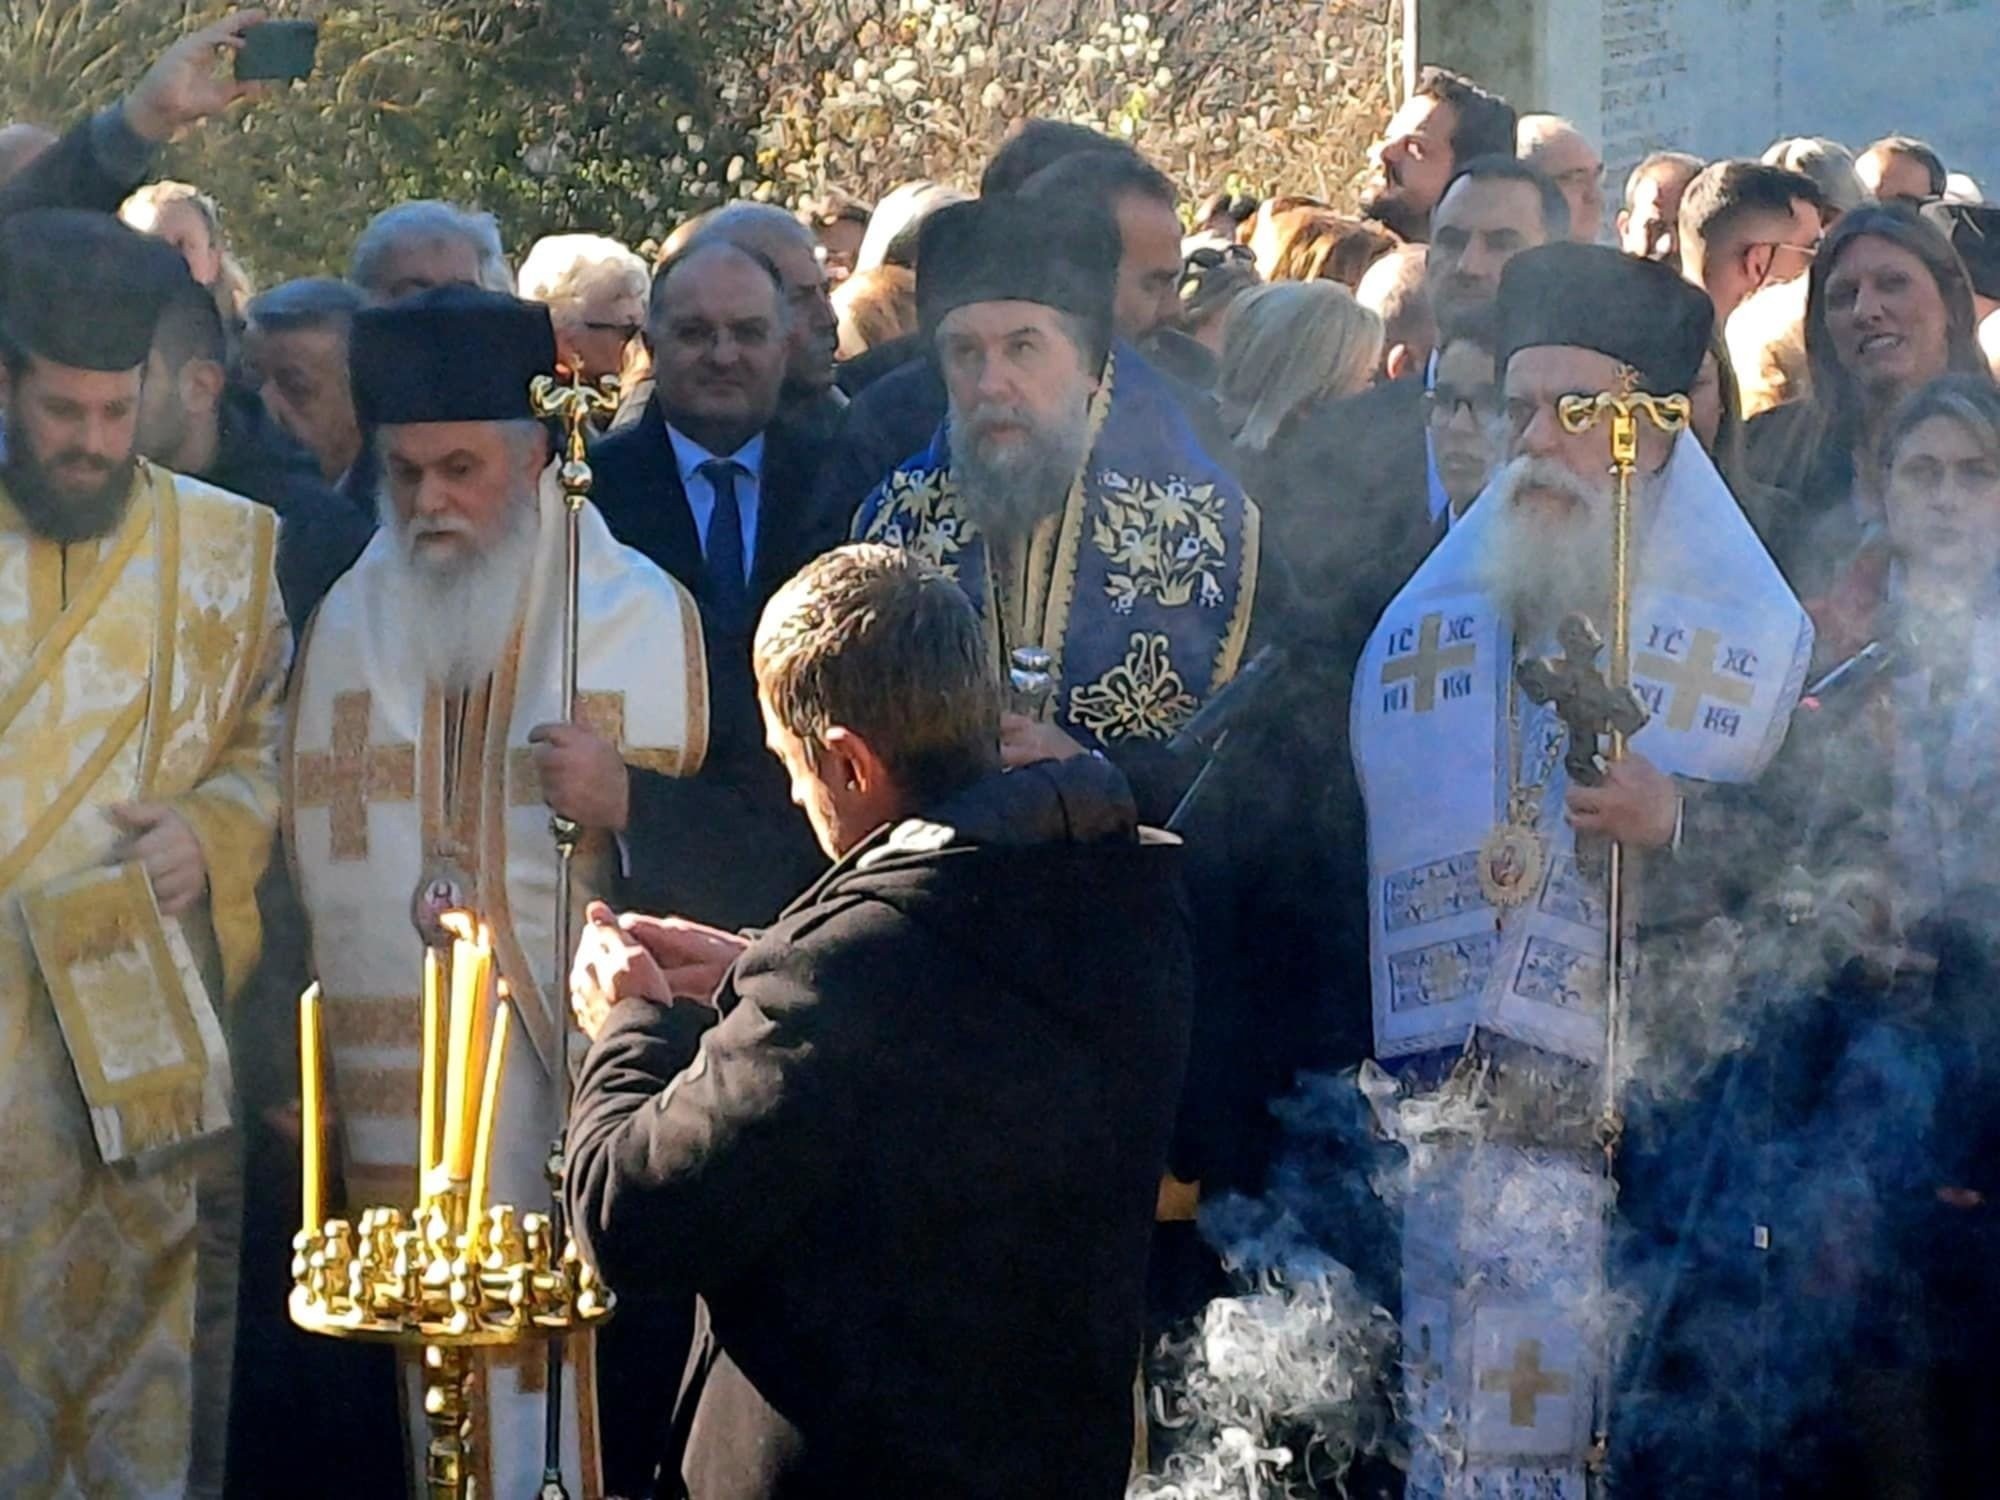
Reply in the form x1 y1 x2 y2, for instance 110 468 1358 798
1476 456 1616 645
377 492 540 691
950 399 1093 544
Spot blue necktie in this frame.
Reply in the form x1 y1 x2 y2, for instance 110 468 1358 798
699 458 749 635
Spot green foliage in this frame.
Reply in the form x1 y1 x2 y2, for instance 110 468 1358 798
738 0 1401 213
0 1 1400 284
0 0 751 281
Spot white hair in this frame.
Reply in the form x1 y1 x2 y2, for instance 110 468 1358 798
855 180 971 273
350 200 514 297
1761 137 1865 216
517 233 647 315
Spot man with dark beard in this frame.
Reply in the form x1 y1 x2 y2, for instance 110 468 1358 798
1360 65 1517 244
0 206 291 1499
857 193 1263 833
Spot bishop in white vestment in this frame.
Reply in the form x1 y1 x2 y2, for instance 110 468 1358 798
1351 246 1812 1497
285 288 708 1497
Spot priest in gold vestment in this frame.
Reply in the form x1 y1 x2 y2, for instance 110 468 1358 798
284 287 708 1497
0 212 289 1498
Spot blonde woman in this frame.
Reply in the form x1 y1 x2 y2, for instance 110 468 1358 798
1218 281 1383 456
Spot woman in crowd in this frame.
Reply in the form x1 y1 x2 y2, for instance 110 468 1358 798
833 263 918 358
1217 281 1382 586
1425 304 1502 523
1742 205 1989 594
1218 281 1381 463
120 179 254 331
1176 244 1260 358
1264 207 1397 289
1792 375 2000 1497
1727 273 1811 420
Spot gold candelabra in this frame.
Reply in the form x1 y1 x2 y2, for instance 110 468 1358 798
290 916 613 1500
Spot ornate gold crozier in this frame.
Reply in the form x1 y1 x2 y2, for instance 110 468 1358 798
528 368 621 1495
1553 369 1689 1489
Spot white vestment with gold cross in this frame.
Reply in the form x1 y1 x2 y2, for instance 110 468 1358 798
1353 435 1811 1496
286 474 707 1499
0 464 289 1499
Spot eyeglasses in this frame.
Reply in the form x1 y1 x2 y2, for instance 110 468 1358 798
583 320 644 342
1745 238 1822 286
1184 243 1253 273
1423 384 1502 427
1180 242 1255 298
1552 164 1605 193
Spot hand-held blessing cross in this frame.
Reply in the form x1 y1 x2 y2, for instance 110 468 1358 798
1515 614 1651 791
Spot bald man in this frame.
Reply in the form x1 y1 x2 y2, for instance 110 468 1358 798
1518 114 1606 243
1355 243 1436 381
620 203 845 441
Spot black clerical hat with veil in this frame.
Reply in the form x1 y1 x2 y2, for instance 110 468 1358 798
915 196 1120 373
349 285 558 426
1922 201 2000 301
1496 242 1715 395
0 209 184 372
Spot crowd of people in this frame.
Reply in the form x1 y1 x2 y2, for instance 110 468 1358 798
3 9 1999 1500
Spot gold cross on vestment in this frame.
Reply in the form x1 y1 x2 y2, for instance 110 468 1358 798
1633 627 1755 733
1480 1337 1573 1428
1381 612 1476 713
294 691 417 860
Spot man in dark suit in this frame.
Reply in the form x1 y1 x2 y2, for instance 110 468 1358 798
1283 156 1570 651
554 234 854 1499
567 545 1191 1500
587 237 849 934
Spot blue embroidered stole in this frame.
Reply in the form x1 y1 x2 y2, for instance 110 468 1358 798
857 350 1260 747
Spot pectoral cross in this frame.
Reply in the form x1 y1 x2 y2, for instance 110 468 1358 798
1516 614 1651 790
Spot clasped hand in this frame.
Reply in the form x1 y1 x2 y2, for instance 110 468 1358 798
569 900 748 1040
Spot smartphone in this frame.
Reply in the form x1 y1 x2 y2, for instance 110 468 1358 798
234 20 319 82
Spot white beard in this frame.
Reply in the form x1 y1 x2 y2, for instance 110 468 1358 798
1475 456 1616 644
377 490 541 691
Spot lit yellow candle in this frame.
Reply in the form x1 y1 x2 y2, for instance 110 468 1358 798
441 923 479 1184
466 925 497 1134
299 984 325 1236
466 994 513 1256
419 948 444 1203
